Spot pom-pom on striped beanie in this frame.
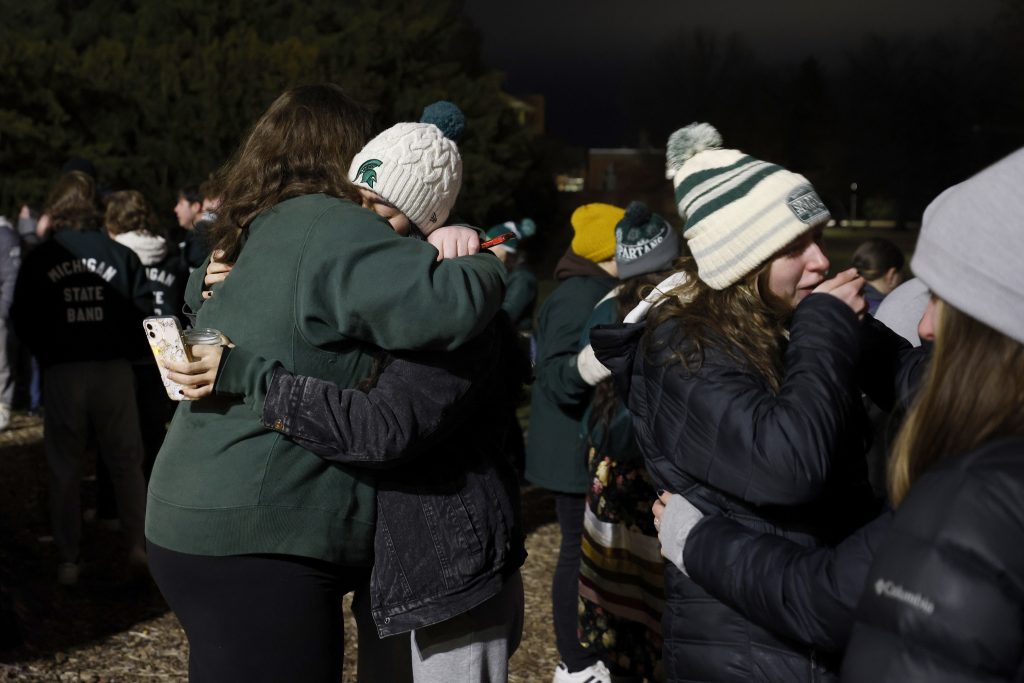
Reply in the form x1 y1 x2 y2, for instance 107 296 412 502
349 101 464 235
666 122 830 289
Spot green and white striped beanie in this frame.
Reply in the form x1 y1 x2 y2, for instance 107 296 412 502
666 123 830 289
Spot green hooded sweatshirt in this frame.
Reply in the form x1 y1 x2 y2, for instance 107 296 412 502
146 194 505 565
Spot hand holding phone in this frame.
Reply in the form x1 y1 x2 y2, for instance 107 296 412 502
143 316 191 400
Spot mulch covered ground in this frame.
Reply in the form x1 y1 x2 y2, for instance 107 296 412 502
0 414 564 682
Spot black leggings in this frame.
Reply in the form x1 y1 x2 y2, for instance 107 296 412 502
552 492 595 672
148 541 367 683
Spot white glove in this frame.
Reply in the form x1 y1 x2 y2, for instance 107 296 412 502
576 343 611 385
657 494 704 576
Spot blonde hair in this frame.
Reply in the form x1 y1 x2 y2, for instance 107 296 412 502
645 256 791 390
888 300 1024 504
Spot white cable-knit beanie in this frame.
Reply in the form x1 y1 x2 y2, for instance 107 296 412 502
911 147 1024 344
666 122 831 289
349 101 464 234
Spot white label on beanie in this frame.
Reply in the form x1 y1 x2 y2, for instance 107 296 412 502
786 185 828 224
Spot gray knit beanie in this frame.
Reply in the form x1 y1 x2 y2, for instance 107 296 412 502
910 147 1024 344
615 201 681 280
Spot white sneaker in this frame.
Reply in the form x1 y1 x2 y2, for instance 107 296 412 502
552 660 611 683
0 404 10 431
57 562 79 586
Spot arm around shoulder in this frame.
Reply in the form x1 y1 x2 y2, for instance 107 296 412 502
299 206 507 352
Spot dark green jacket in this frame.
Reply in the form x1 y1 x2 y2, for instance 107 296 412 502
146 194 506 565
501 267 537 330
524 257 615 492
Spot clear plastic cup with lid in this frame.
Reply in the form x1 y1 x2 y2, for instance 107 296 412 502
182 327 224 361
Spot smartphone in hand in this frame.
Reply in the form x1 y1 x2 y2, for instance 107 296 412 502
143 316 191 401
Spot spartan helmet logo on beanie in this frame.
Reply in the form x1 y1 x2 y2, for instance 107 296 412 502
666 122 831 290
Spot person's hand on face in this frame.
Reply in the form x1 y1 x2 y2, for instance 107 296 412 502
427 226 480 261
202 250 234 300
163 342 232 399
814 267 868 319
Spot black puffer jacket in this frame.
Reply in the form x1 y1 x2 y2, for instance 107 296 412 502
592 294 881 682
216 314 529 637
842 436 1024 682
678 324 929 655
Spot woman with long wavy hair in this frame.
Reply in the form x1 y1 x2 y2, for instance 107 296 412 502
591 123 882 682
144 84 506 681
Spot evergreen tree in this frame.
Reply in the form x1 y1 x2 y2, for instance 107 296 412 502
0 0 539 227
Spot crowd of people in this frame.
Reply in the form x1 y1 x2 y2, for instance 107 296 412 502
0 81 1021 683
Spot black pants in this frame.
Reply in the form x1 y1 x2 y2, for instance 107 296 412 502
148 541 367 683
552 492 595 672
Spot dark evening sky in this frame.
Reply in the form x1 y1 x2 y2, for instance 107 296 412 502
463 0 1005 146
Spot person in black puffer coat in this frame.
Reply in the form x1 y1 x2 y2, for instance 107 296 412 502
646 312 929 657
841 148 1024 682
590 123 881 682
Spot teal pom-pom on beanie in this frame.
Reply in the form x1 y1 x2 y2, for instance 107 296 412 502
420 101 465 142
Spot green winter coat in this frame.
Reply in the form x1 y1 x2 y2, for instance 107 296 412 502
146 194 506 565
501 267 538 331
524 254 616 493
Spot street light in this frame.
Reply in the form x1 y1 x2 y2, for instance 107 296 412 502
850 182 858 224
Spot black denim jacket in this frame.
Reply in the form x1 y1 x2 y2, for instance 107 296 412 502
261 316 528 636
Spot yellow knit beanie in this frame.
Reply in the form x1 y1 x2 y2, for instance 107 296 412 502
570 203 625 263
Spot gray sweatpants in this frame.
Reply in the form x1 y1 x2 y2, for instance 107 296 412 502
355 571 525 683
43 360 146 563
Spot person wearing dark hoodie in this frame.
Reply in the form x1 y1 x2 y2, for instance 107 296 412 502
11 171 151 586
106 190 188 324
525 202 623 683
105 190 189 480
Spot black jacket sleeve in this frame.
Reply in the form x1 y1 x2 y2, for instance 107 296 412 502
215 323 510 466
842 439 1024 682
686 510 892 653
858 315 930 412
638 294 865 506
259 349 478 465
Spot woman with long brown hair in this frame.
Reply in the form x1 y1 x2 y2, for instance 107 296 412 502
590 123 881 682
640 149 1023 682
143 84 506 681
